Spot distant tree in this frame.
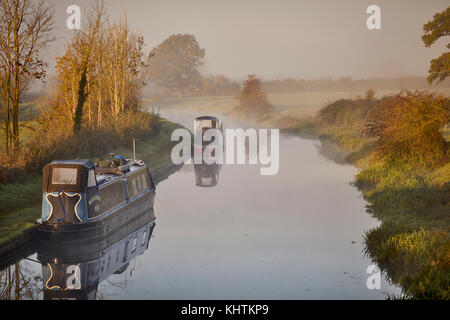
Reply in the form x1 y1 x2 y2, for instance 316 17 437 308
234 75 274 119
422 6 450 84
365 89 376 101
200 75 240 96
146 34 205 98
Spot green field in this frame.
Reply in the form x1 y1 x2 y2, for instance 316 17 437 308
145 88 450 119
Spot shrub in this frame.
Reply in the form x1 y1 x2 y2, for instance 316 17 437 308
317 96 378 127
233 75 274 119
363 91 449 168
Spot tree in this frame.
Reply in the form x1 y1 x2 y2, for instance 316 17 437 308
422 6 450 84
46 3 145 135
0 0 54 153
72 4 105 133
200 74 240 96
146 34 205 98
234 74 274 119
363 91 449 168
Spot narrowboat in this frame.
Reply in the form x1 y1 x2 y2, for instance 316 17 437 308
193 115 223 160
192 116 223 186
37 156 156 244
194 115 223 146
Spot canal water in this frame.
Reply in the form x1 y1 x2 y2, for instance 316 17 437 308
0 110 401 299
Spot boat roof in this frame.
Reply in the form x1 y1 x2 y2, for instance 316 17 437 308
95 160 148 188
195 116 220 121
48 159 148 188
49 159 95 169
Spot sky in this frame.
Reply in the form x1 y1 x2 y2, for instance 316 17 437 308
46 0 449 81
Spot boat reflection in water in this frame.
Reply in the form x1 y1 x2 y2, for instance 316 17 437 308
194 162 221 187
36 209 155 300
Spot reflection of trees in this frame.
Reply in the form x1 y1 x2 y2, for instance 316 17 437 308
96 278 128 300
96 259 136 299
0 261 42 300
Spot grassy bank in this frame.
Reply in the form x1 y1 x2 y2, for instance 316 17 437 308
356 161 449 299
282 92 449 299
0 118 183 247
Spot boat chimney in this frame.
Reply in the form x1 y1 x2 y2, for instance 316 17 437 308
133 138 136 160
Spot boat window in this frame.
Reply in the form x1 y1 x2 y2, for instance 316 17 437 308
201 177 213 185
123 241 129 262
142 230 147 246
130 177 138 195
195 119 217 134
136 174 142 190
52 167 78 185
87 170 96 187
139 173 148 189
95 180 126 216
131 237 137 253
197 119 215 128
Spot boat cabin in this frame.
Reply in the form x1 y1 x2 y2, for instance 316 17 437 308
194 116 223 141
40 157 155 226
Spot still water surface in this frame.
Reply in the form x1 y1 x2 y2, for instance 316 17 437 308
0 111 401 299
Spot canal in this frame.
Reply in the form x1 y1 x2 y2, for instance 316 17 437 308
0 110 401 299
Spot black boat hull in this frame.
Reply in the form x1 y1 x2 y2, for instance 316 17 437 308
36 190 155 257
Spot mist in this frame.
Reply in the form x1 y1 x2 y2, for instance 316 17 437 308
43 0 449 82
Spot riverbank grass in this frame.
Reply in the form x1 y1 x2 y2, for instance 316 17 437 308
0 119 183 247
281 92 449 299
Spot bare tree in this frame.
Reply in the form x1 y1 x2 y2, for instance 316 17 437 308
0 0 55 153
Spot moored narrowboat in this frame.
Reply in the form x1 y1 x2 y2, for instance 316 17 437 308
193 115 223 147
37 157 156 243
193 115 224 161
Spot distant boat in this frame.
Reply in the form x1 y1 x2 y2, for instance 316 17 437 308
194 115 223 147
193 116 223 187
37 156 156 242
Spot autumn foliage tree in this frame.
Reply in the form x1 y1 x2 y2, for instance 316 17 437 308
363 91 449 168
146 34 205 98
422 6 450 84
234 75 274 119
42 3 146 137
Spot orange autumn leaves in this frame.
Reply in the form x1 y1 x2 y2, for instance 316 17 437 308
363 91 449 168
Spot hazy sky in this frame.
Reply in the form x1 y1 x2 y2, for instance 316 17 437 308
47 0 449 81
